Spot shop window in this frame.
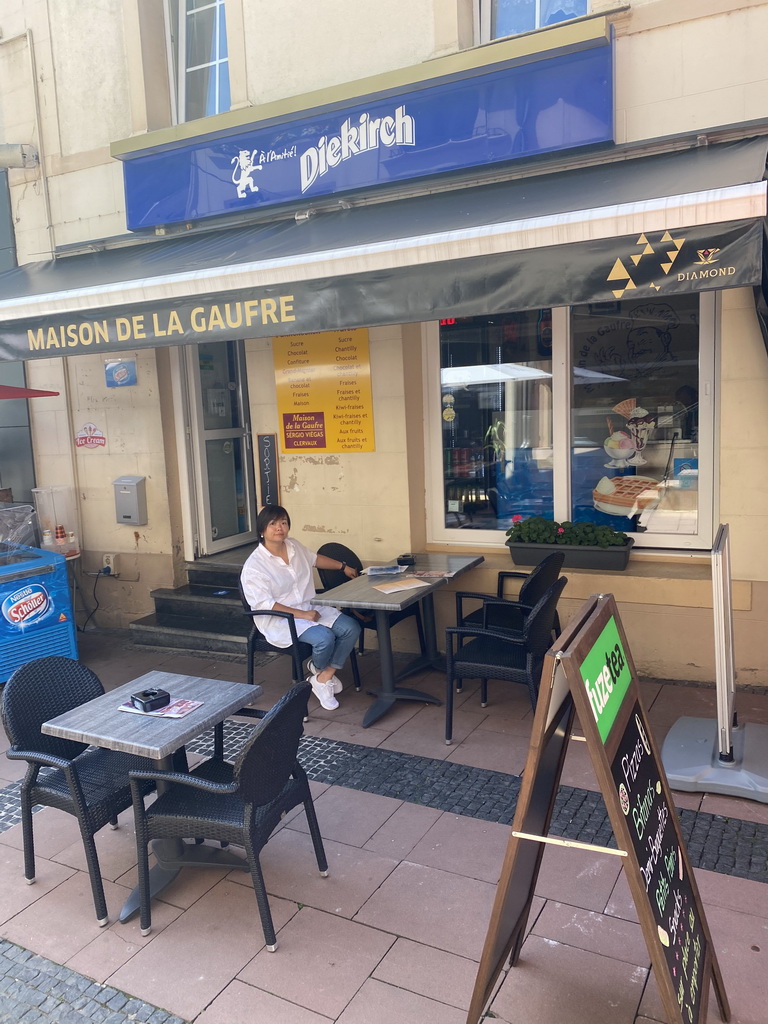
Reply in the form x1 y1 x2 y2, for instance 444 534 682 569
477 0 589 41
571 298 702 538
439 312 555 530
428 295 714 550
165 0 231 122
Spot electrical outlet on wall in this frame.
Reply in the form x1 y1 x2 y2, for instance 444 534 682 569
102 553 119 575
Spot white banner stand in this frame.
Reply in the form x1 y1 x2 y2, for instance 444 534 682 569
662 524 768 802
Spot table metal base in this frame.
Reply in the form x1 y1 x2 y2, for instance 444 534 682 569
362 686 441 728
119 838 248 923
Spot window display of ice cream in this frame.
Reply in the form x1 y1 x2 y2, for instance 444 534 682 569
604 399 656 468
624 406 656 466
603 430 636 468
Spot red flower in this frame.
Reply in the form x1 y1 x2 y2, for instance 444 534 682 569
512 514 523 523
557 527 565 534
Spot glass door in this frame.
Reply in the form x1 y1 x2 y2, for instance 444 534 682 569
185 340 258 555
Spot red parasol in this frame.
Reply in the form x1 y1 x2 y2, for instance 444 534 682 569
0 384 60 400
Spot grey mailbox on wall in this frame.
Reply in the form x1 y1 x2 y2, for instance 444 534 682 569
113 475 147 525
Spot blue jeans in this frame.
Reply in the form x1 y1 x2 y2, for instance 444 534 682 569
301 614 360 672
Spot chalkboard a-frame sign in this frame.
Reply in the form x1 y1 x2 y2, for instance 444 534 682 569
467 594 729 1024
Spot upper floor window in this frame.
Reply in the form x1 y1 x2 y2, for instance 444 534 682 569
166 0 231 123
479 0 589 41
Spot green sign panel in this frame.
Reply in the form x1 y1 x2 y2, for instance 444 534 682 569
579 615 632 742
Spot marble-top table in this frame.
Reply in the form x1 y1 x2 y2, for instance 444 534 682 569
312 553 483 727
43 670 261 922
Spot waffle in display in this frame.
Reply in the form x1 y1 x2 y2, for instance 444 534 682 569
593 475 660 516
612 398 638 419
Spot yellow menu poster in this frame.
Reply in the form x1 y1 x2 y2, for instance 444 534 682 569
273 329 375 452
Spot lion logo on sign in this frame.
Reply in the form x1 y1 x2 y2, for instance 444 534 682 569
231 150 263 199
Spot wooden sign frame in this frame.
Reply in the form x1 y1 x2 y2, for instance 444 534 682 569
467 594 729 1024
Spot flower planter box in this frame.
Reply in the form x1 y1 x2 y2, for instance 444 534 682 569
506 538 634 571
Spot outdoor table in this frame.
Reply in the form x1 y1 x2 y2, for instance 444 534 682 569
312 552 483 727
42 669 260 922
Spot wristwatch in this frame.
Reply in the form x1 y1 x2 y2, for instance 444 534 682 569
340 561 347 571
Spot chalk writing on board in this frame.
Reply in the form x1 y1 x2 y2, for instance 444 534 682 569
611 702 706 1022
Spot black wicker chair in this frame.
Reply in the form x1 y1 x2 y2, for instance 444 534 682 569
444 576 568 744
129 682 327 950
1 656 158 925
316 542 426 657
238 578 361 695
454 551 565 637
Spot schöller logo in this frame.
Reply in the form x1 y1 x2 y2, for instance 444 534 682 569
300 105 416 193
2 584 50 626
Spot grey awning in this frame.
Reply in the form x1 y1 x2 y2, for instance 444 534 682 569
1 137 766 360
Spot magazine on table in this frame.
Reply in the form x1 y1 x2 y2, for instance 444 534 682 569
118 697 203 718
407 569 457 578
372 579 431 594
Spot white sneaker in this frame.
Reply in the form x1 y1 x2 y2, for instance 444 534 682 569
308 662 342 694
310 675 339 711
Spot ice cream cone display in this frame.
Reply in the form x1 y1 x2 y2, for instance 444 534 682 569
625 406 655 466
603 429 636 468
593 475 660 516
612 398 638 419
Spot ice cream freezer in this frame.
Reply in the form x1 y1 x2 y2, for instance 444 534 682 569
0 543 78 684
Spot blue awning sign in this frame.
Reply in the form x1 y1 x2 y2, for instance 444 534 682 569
119 44 613 230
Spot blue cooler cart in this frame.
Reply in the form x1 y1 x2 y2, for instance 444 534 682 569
0 544 78 684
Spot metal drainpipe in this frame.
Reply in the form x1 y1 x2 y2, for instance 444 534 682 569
0 28 55 257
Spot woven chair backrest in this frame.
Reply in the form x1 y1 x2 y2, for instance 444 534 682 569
316 542 363 591
2 656 104 761
523 576 568 657
238 577 272 643
233 682 310 804
518 552 565 608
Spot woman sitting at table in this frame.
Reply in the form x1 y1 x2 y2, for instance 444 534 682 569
240 504 361 711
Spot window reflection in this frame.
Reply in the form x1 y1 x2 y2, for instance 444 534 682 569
167 0 231 122
491 0 588 39
571 298 700 536
440 312 554 530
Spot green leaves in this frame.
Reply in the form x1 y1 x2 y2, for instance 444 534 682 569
505 516 629 548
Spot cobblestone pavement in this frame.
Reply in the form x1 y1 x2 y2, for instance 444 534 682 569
0 940 186 1024
1 721 765 1022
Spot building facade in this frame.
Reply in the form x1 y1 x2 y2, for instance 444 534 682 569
1 0 767 684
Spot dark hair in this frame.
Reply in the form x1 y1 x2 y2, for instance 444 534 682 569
256 504 291 543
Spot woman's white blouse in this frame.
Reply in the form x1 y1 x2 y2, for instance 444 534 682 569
240 538 340 647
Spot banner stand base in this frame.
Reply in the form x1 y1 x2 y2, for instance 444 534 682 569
662 717 768 803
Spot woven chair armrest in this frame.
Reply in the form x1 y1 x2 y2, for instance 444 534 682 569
455 589 495 623
128 768 238 794
242 607 302 644
482 596 531 606
446 625 525 645
482 597 534 611
455 590 496 602
6 748 72 770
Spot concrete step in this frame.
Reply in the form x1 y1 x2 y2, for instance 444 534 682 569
150 585 245 629
129 614 248 655
186 563 242 589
